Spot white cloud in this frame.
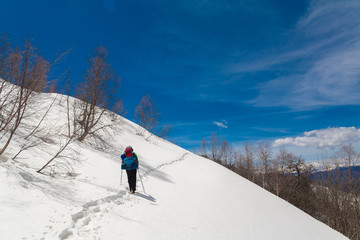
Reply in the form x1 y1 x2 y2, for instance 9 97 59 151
252 127 290 134
273 127 360 148
213 120 228 129
243 0 360 110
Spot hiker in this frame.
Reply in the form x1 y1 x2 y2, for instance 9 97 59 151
121 146 139 194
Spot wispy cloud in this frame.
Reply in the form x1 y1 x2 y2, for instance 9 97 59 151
273 127 360 149
214 120 228 129
240 0 360 110
252 127 290 134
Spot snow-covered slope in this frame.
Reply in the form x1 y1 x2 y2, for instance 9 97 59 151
0 91 348 240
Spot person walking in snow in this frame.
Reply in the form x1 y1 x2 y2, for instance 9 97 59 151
121 146 139 194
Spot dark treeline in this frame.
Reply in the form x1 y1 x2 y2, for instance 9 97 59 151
196 133 360 240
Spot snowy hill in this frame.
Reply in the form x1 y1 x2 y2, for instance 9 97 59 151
0 90 348 240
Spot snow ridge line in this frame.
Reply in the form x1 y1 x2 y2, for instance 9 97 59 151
142 152 189 178
58 190 127 240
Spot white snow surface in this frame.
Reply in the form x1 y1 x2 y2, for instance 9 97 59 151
0 91 348 240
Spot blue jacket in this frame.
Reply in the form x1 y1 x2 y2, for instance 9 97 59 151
121 152 139 166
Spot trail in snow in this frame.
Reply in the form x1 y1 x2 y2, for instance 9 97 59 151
58 191 126 240
58 152 189 240
142 152 189 177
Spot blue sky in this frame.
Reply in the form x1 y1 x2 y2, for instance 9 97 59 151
1 0 360 162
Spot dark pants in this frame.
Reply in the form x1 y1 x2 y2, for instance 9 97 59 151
126 169 137 192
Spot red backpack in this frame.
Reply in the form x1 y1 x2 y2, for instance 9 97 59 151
125 147 133 158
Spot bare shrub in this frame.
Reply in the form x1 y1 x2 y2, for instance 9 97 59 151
0 39 50 156
134 94 159 135
76 46 121 141
134 94 172 139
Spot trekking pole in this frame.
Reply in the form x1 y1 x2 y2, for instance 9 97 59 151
138 168 146 193
120 169 123 185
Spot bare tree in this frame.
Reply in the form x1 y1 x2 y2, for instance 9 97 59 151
134 94 172 139
208 133 224 164
220 140 236 169
76 46 120 141
0 33 10 78
272 147 290 196
134 94 159 135
336 144 360 186
257 141 272 188
0 40 50 156
200 137 208 158
37 132 78 174
335 144 360 236
156 124 173 139
244 142 256 182
233 150 246 177
198 134 235 168
12 94 59 160
110 99 126 120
